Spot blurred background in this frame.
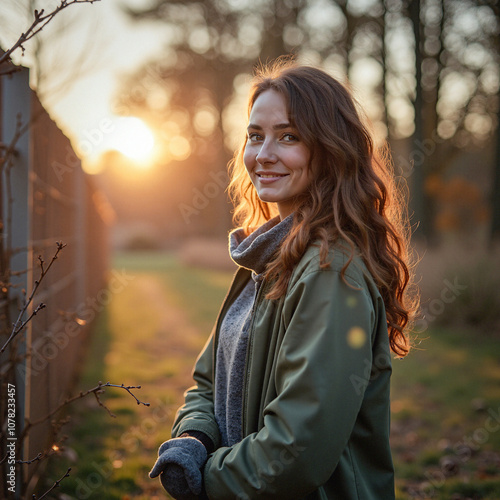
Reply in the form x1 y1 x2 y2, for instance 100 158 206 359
1 0 498 249
1 0 499 499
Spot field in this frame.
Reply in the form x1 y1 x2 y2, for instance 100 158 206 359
42 251 500 499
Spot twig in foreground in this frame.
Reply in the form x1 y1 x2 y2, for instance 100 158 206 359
1 242 66 353
25 381 150 430
0 0 100 65
16 452 43 465
32 467 71 500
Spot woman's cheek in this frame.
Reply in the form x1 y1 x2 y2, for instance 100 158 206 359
243 146 255 173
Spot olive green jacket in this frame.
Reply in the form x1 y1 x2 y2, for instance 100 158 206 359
172 244 395 499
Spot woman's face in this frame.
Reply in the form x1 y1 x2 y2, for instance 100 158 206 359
243 89 311 220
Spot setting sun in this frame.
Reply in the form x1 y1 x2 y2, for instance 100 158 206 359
110 117 155 163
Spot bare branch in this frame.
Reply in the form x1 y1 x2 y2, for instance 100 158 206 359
32 467 71 500
93 388 116 418
16 452 43 465
10 302 46 336
0 0 100 66
106 382 151 407
23 381 149 433
0 242 66 353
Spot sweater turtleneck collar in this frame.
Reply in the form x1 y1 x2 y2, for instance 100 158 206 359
229 214 294 276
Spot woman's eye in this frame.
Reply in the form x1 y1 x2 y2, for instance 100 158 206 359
282 133 298 142
248 133 262 141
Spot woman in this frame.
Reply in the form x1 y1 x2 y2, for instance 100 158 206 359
150 60 417 499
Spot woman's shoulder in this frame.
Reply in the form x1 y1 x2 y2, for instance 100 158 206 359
289 240 375 291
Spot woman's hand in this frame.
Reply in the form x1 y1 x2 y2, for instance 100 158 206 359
149 437 208 499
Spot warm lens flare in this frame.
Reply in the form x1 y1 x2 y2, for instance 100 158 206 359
110 117 155 163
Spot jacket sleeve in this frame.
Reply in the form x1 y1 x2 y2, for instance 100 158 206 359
203 267 378 499
171 332 222 450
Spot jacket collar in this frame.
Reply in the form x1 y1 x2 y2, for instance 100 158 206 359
229 214 294 276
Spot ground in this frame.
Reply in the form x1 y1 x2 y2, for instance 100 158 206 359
40 251 500 500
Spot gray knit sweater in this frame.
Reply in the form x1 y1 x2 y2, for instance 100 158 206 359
214 214 294 447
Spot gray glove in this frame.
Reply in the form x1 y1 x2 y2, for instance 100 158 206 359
149 437 208 499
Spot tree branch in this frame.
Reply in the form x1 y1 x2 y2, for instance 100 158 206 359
0 0 100 66
16 452 43 465
0 242 66 353
32 467 71 500
23 381 149 435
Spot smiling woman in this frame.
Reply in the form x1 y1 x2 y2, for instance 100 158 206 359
243 89 311 219
149 61 418 500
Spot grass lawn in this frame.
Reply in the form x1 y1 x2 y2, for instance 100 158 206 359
41 251 500 499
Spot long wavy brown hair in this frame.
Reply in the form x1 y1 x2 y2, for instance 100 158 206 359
228 60 418 357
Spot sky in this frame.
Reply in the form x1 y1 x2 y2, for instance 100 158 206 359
0 0 168 166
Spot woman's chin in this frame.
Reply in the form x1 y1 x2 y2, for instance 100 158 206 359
256 194 279 204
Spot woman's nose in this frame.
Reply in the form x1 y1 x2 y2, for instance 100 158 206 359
256 140 278 164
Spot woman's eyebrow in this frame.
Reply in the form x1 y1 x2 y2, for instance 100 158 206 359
247 122 292 130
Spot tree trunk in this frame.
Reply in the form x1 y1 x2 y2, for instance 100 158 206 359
409 0 426 240
490 101 500 245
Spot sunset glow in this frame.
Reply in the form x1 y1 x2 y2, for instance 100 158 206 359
110 117 155 163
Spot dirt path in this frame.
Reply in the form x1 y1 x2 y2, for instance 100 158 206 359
133 273 208 397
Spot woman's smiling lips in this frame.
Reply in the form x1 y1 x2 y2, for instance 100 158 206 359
256 171 290 183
